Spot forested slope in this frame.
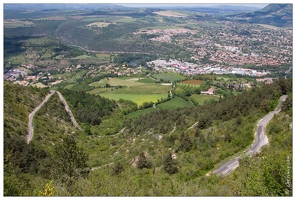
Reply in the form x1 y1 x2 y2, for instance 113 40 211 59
3 79 292 196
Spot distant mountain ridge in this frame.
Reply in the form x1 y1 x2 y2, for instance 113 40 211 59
259 4 292 14
227 4 292 28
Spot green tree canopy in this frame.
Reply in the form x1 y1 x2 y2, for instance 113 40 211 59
51 136 90 194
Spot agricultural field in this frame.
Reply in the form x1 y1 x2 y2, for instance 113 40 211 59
152 72 186 82
99 93 168 106
153 11 188 18
88 77 171 105
89 77 146 87
35 16 67 21
96 54 110 60
180 80 203 85
86 22 111 27
157 97 193 110
112 84 171 94
126 97 194 118
4 20 34 28
31 82 47 88
113 17 138 23
136 78 157 84
126 107 156 118
73 55 92 59
139 25 182 30
179 79 203 87
190 94 220 105
61 69 88 84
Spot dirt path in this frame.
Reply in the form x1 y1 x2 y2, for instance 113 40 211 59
27 90 56 144
91 162 114 171
27 90 83 144
56 91 82 131
169 124 176 135
187 121 199 130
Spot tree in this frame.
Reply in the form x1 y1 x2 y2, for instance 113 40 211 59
179 132 192 152
112 162 124 175
137 152 152 169
51 136 90 194
163 152 178 175
83 125 92 135
184 90 191 97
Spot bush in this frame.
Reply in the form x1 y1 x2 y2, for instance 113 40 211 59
137 152 152 169
163 153 178 174
112 162 124 175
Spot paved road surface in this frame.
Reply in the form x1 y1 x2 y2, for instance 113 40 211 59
213 95 288 175
27 90 56 144
247 95 287 155
56 91 82 131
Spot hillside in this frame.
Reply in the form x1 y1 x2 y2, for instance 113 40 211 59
3 3 293 197
227 4 292 28
4 79 292 196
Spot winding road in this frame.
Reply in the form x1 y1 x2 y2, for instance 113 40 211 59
27 90 82 144
213 95 288 176
27 90 56 144
56 91 82 131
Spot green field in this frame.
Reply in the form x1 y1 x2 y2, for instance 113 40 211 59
22 37 58 45
64 84 74 90
81 17 113 22
152 73 186 82
86 22 111 28
190 94 220 105
4 20 34 28
126 107 157 118
90 77 146 87
96 54 110 60
113 18 138 23
99 93 168 105
215 77 231 81
73 55 92 59
139 25 182 30
126 97 194 118
158 97 193 110
62 70 88 83
87 76 173 106
136 78 157 84
179 83 201 88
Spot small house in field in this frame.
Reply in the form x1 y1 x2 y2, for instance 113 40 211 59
201 87 214 95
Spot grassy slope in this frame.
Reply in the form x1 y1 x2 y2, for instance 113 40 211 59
190 94 220 105
126 107 157 118
153 73 186 82
88 78 171 105
4 81 50 138
158 97 193 110
126 97 194 118
99 93 167 105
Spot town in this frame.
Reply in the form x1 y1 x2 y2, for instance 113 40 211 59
134 21 292 68
147 59 270 76
4 13 292 89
